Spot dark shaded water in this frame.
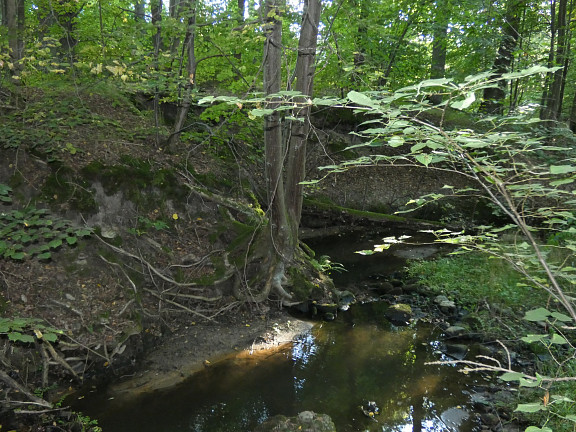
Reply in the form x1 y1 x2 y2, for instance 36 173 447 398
71 231 482 432
72 306 480 432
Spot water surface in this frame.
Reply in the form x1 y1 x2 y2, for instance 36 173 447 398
72 303 481 432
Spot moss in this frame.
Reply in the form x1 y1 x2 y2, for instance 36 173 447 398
40 164 98 213
81 157 186 212
288 265 324 301
304 197 444 225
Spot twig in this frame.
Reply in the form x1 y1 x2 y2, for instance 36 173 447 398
144 288 216 321
99 255 138 294
0 370 52 408
43 341 81 381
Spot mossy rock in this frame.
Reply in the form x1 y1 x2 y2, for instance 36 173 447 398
254 411 336 432
385 303 413 326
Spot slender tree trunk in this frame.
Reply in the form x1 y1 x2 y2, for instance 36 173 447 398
480 0 524 114
151 0 164 145
284 0 321 249
540 0 570 123
569 87 576 133
263 0 288 253
168 0 197 148
380 12 417 87
151 0 164 55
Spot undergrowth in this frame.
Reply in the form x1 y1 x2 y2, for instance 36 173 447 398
407 252 544 312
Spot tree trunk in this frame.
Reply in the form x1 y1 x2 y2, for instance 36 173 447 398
151 0 164 56
5 0 19 61
380 13 417 87
261 0 293 300
480 0 524 114
284 0 321 249
134 0 145 21
167 0 197 148
540 0 570 123
428 0 448 105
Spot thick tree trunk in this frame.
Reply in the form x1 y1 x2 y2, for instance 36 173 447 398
262 0 293 300
285 0 321 249
5 0 19 61
428 0 448 105
480 0 524 114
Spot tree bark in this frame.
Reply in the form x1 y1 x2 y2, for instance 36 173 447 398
167 0 197 148
151 0 164 56
480 0 524 115
428 0 448 105
5 0 19 61
285 0 321 249
569 87 576 133
540 0 571 123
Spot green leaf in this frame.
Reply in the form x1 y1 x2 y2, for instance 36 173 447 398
75 228 92 237
525 427 553 432
355 250 376 255
550 165 576 174
250 108 274 117
388 136 404 147
550 333 568 344
524 308 551 321
48 238 63 249
515 403 545 413
500 372 526 382
312 97 341 106
66 236 78 245
347 91 378 108
521 334 548 343
450 92 476 110
8 251 26 260
8 332 35 343
42 332 58 342
550 311 572 322
415 154 433 167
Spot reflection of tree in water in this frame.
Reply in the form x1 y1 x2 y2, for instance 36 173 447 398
292 310 474 432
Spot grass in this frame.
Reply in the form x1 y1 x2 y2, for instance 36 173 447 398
407 252 546 312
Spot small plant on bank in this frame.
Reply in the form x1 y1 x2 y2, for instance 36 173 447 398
0 184 92 260
0 316 64 343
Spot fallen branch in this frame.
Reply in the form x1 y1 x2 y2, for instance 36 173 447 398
144 288 217 321
0 370 52 408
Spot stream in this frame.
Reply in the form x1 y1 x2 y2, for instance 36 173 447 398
70 230 488 432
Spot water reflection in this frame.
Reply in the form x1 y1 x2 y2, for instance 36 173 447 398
71 304 481 432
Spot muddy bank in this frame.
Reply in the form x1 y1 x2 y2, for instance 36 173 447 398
107 311 314 396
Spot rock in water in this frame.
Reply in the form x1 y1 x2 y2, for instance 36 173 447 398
254 411 336 432
385 303 413 326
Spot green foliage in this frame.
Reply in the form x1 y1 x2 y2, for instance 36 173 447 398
0 316 64 344
0 186 92 260
310 255 346 275
128 216 170 236
407 253 537 311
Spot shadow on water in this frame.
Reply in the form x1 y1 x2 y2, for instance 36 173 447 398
70 230 483 432
71 307 483 432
